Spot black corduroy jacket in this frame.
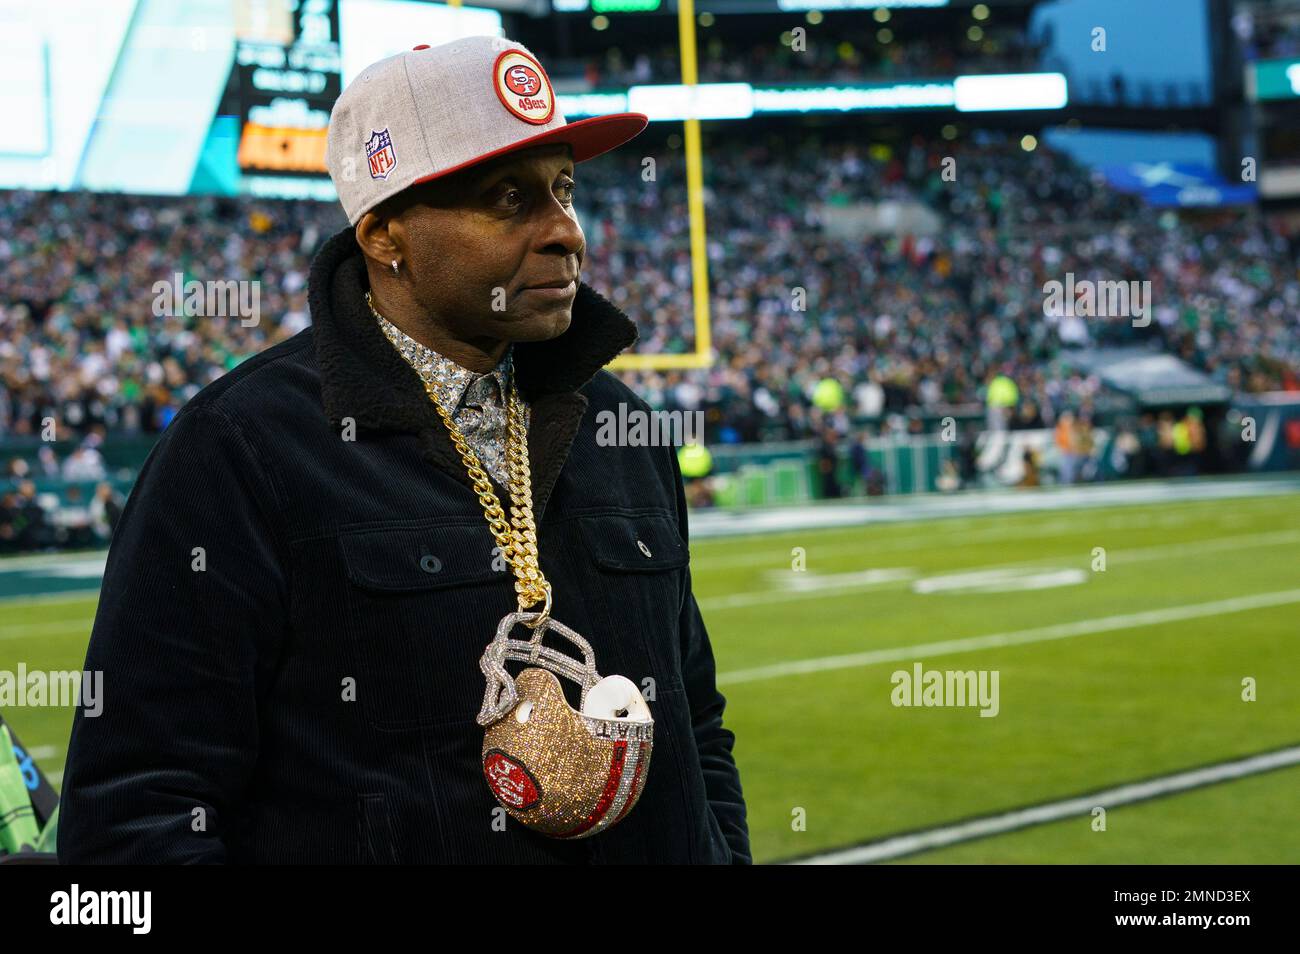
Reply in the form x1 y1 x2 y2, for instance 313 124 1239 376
57 226 750 865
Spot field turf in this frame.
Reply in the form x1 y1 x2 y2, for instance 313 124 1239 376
3 490 1297 863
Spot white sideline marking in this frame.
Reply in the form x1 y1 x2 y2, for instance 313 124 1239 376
691 476 1300 540
792 745 1300 864
698 528 1300 613
716 588 1300 686
911 567 1087 594
763 567 918 591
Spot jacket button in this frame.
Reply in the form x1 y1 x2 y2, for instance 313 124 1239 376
636 540 652 558
419 554 442 573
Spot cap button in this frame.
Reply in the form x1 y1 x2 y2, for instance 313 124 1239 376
412 44 430 51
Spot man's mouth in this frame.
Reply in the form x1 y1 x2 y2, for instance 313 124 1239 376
522 278 576 299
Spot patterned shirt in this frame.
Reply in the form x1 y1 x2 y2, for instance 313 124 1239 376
374 311 530 489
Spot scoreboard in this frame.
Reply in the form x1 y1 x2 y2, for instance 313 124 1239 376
228 0 341 181
0 0 503 200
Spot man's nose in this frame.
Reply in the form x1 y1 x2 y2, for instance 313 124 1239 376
536 196 583 257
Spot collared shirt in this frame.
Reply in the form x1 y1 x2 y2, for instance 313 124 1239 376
374 311 530 489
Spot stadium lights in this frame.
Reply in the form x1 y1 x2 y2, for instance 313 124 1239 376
559 91 632 116
954 72 1068 112
728 82 951 112
560 73 1068 120
627 83 756 120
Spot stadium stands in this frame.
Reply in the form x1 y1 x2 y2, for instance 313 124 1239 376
3 127 1299 549
3 133 1298 451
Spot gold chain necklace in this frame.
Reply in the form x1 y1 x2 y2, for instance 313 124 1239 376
366 291 551 628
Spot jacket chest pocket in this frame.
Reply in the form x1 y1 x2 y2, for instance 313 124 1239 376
572 511 690 697
338 520 515 731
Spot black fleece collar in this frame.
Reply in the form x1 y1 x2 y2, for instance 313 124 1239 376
309 225 638 518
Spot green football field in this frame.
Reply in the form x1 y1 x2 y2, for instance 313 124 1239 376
3 488 1298 863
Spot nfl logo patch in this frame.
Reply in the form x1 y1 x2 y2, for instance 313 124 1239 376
365 129 396 180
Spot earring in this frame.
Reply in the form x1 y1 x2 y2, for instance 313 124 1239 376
391 259 399 276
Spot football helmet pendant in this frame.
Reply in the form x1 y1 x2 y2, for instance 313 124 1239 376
477 611 654 839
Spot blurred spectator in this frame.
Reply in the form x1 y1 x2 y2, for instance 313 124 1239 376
1018 448 1041 488
985 371 1020 432
11 480 51 551
815 426 844 498
62 439 107 482
90 481 125 542
1012 400 1045 430
1075 413 1097 482
61 484 95 548
1055 410 1081 484
1156 412 1177 474
37 445 60 477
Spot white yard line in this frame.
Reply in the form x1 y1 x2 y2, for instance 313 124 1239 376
792 745 1300 864
698 528 1300 613
690 477 1300 540
694 506 1268 569
717 587 1300 686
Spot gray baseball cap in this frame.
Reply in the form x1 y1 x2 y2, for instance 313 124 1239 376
326 35 649 225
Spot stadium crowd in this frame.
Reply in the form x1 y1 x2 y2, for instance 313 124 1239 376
556 24 1043 87
2 130 1298 522
583 131 1300 445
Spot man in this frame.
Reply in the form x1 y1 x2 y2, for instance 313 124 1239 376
59 36 749 864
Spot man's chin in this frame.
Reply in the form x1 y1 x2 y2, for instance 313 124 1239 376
506 307 573 343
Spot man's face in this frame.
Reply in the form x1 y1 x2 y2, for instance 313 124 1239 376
387 142 582 346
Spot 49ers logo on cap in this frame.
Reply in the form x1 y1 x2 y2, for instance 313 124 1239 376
492 49 555 125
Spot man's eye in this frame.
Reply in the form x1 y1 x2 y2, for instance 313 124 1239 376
558 180 576 201
498 188 524 208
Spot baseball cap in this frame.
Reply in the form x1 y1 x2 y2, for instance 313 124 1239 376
326 35 649 225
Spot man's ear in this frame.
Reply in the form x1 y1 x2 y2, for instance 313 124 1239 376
355 209 401 270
